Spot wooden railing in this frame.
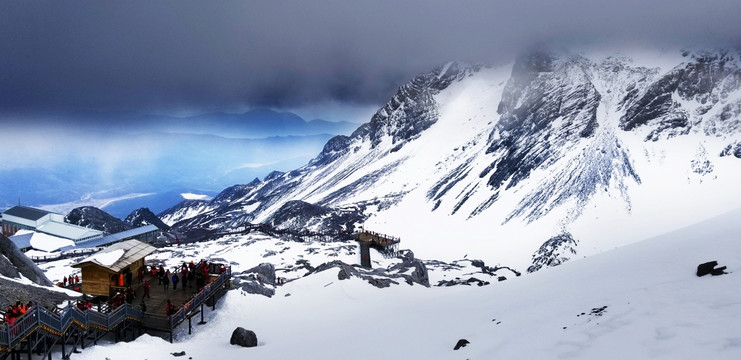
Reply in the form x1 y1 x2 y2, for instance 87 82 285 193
170 266 231 330
0 266 231 353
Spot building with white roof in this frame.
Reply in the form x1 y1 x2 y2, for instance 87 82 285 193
2 205 103 242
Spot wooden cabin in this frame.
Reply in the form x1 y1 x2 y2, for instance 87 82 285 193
72 239 156 297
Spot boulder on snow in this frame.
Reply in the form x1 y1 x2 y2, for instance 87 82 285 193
711 266 727 276
245 263 276 285
697 261 726 276
230 327 258 348
453 339 470 350
410 259 430 287
234 277 275 298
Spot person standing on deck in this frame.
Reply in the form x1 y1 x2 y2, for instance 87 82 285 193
143 280 151 298
172 273 179 290
163 273 170 291
181 267 189 290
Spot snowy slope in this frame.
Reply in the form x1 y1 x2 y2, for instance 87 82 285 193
64 206 741 360
162 48 741 273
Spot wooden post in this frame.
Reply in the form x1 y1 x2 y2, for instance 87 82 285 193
61 332 66 360
198 304 205 325
359 241 371 268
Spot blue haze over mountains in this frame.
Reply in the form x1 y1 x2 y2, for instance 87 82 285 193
0 109 359 218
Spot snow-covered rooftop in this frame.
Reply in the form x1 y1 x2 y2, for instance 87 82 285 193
36 221 103 241
73 239 156 272
58 224 158 251
28 231 75 252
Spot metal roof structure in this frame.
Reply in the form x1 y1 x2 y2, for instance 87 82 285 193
36 221 103 241
58 224 159 251
72 239 156 273
2 206 50 221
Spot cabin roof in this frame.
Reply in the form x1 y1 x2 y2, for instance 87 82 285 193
72 239 156 273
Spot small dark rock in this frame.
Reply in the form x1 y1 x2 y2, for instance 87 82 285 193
454 339 470 350
171 351 186 357
338 268 351 280
711 266 727 276
230 327 258 348
697 261 718 276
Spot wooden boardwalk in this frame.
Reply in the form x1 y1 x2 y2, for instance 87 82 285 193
0 267 231 359
130 271 203 319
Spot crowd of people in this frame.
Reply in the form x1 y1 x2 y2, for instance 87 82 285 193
62 274 80 287
2 301 32 326
51 259 227 318
150 260 225 293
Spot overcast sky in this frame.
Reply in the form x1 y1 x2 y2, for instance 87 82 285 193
2 0 740 123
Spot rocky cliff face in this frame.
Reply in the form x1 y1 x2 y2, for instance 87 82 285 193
620 50 741 141
0 234 53 286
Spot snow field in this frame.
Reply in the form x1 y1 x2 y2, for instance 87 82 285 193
63 207 741 360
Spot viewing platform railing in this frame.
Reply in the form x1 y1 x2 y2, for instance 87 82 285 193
0 266 231 355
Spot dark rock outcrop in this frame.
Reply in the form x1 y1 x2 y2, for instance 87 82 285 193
1 235 76 309
124 207 171 231
697 261 727 276
0 234 52 286
232 277 275 298
230 327 258 348
66 206 131 234
245 263 276 285
528 233 578 273
267 200 366 234
454 339 470 350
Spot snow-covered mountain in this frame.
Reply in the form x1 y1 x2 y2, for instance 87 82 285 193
162 48 741 272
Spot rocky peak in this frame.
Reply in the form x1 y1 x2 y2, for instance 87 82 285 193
620 49 741 140
483 51 601 191
65 206 131 234
124 207 170 231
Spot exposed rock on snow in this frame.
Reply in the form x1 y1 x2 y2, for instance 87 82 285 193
1 234 53 286
454 339 470 350
245 263 276 285
233 264 277 297
696 261 727 276
1 235 76 309
308 258 429 288
233 277 275 298
437 277 490 287
527 233 579 273
230 327 258 348
720 141 741 158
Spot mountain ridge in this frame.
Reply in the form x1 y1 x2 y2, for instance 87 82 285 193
161 48 741 272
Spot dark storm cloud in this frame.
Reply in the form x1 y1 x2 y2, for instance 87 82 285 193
1 0 740 118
